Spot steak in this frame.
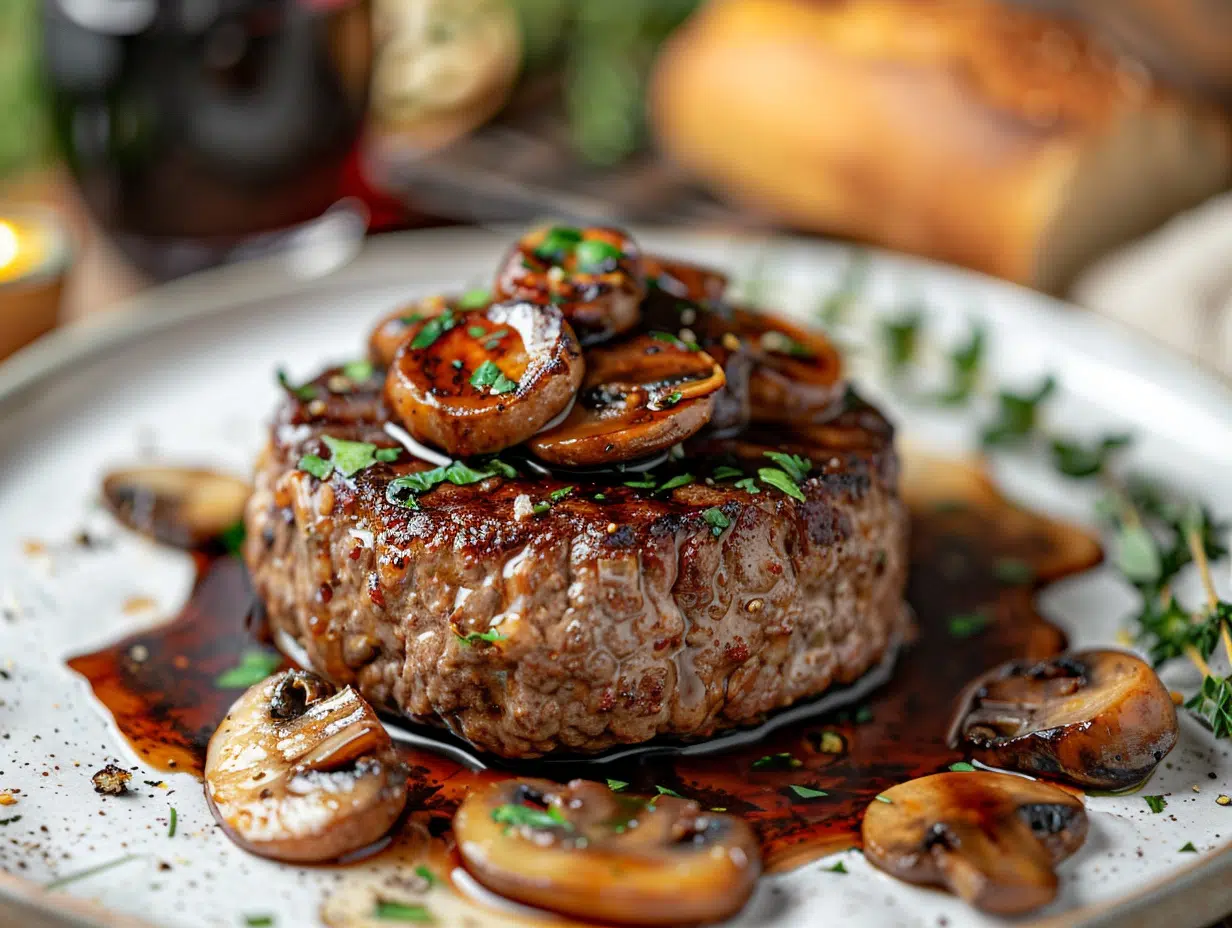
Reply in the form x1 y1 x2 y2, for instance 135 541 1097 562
244 374 909 758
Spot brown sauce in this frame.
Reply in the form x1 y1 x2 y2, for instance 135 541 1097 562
67 454 1100 890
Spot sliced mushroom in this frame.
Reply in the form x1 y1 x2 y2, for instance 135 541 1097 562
368 294 461 369
103 467 250 551
863 772 1087 916
205 669 408 863
455 778 761 925
730 308 844 424
643 254 728 305
528 333 726 466
494 225 646 344
385 300 584 457
948 650 1179 789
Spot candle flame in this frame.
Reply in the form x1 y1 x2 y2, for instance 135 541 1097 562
0 221 19 273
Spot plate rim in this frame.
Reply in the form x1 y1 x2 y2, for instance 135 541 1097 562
2 226 1230 928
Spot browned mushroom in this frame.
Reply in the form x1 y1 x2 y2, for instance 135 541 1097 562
643 254 728 305
948 650 1179 790
863 772 1088 916
368 293 469 369
730 308 844 424
454 778 761 925
205 670 408 863
529 333 726 466
494 225 646 343
102 467 250 550
384 300 583 457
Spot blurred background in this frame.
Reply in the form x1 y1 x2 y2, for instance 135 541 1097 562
1 0 1231 370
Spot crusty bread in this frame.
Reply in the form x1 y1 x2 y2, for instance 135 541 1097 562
650 0 1232 292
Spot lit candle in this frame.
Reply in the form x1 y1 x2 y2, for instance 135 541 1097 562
0 213 63 287
0 207 71 360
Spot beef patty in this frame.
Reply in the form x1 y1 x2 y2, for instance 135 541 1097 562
244 373 909 758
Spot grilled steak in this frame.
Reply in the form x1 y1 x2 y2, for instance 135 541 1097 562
244 373 909 758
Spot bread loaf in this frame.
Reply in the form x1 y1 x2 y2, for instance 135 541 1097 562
650 0 1232 292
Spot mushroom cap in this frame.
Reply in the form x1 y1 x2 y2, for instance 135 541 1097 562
863 772 1087 916
205 670 408 863
949 649 1179 789
102 466 250 550
454 778 761 925
368 294 464 369
384 300 584 457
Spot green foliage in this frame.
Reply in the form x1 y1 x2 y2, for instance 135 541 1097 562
0 0 49 178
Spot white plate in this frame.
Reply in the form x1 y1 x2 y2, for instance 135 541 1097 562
1 228 1231 928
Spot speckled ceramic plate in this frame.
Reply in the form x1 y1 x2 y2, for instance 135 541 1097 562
1 228 1231 928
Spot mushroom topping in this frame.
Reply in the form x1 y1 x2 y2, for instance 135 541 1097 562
730 308 844 424
494 225 646 344
368 293 471 369
102 467 250 551
863 772 1087 916
205 669 408 863
528 333 726 466
455 778 761 926
384 300 583 457
948 649 1179 789
643 254 728 305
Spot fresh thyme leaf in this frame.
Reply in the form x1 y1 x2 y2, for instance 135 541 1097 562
342 359 375 382
947 612 989 639
655 785 683 798
276 368 318 401
455 629 506 647
491 803 570 831
789 785 828 799
657 474 694 494
457 287 491 309
550 486 575 502
45 853 144 891
713 465 744 481
606 779 628 792
1136 596 1219 667
993 558 1034 585
948 762 976 772
1185 675 1232 739
372 900 433 922
734 478 761 494
825 860 849 874
981 376 1056 447
168 806 177 837
936 324 985 405
322 435 383 477
758 467 806 502
752 753 802 770
1144 795 1167 813
216 649 282 688
409 308 458 349
1116 525 1162 586
470 360 519 395
763 451 811 483
1180 842 1198 853
702 507 730 537
880 312 922 374
1050 433 1132 478
414 864 436 888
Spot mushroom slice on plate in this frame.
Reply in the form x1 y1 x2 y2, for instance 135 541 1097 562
368 293 479 369
494 225 646 344
528 333 726 466
102 467 250 551
643 254 728 305
948 649 1179 789
385 300 583 457
454 778 761 926
205 669 408 863
730 308 844 424
863 772 1087 916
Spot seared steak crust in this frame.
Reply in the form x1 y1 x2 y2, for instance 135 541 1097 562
245 374 909 758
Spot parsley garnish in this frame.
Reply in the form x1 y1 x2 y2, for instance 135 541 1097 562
874 794 892 804
764 451 811 483
342 359 374 382
936 325 985 405
457 287 491 309
216 649 282 688
534 225 583 262
648 330 700 351
532 501 551 516
825 860 848 874
550 486 574 502
1185 675 1232 738
660 390 684 408
947 612 989 639
734 477 761 494
789 785 828 799
467 325 487 338
298 454 332 480
655 785 683 798
470 360 518 395
244 916 275 927
880 312 922 374
1144 795 1167 813
276 368 317 401
1050 433 1133 478
0 816 21 826
414 865 436 888
168 806 177 837
606 779 628 792
299 436 394 480
752 753 802 770
713 465 744 480
576 238 623 272
981 376 1056 447
948 762 976 772
491 803 570 831
702 507 730 537
758 467 805 502
484 457 518 479
372 901 433 922
386 461 500 508
220 521 246 557
657 474 694 493
1180 841 1198 853
409 308 458 349
454 629 506 647
624 477 658 489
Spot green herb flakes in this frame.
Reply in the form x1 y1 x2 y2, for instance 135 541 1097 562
734 478 761 494
713 465 744 481
320 435 387 478
457 288 491 309
375 447 401 463
660 390 684 408
1185 675 1232 739
534 225 583 261
606 779 628 792
467 325 487 338
470 360 519 395
168 807 177 837
624 477 658 489
414 865 436 888
491 803 570 831
948 762 976 772
532 501 551 517
880 313 922 373
298 454 333 480
409 308 458 350
655 785 683 798
981 376 1056 447
550 486 575 502
386 461 500 508
1116 525 1163 586
658 473 694 494
455 629 507 647
947 612 989 639
576 238 623 272
763 451 811 483
244 917 275 927
372 900 433 923
752 753 802 771
702 507 731 537
1180 841 1198 853
276 368 317 401
216 650 282 689
342 359 374 382
0 816 21 826
825 860 849 874
789 785 828 799
1050 433 1132 478
1144 795 1167 814
758 468 806 502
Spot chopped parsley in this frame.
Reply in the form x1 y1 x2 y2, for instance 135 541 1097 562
409 308 458 350
1144 795 1167 813
734 478 761 494
936 325 985 405
414 865 436 888
455 629 506 647
299 436 396 481
594 493 607 501
451 359 463 369
1050 433 1133 478
655 785 683 798
298 454 333 480
702 508 730 537
534 225 583 261
168 806 177 837
457 287 491 309
624 477 658 489
648 330 700 351
244 917 275 927
220 520 246 557
880 312 922 373
981 375 1057 447
550 486 575 502
758 467 806 502
216 649 282 688
1180 841 1198 853
712 465 744 481
789 785 828 799
372 901 433 922
576 238 623 272
276 368 317 401
657 474 694 494
764 451 811 482
483 328 510 351
0 816 21 826
470 360 518 395
825 860 848 874
752 753 802 770
947 612 989 639
532 501 551 516
491 803 570 831
386 460 501 508
342 359 374 382
659 390 684 408
467 325 487 338
606 779 628 792
874 794 892 804
375 447 401 463
948 762 976 772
